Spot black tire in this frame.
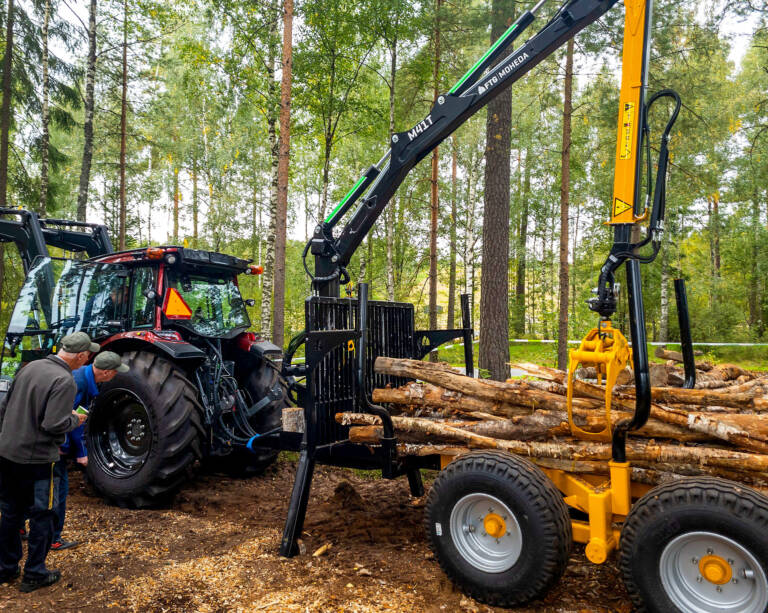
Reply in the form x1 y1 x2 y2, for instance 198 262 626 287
620 477 768 613
208 361 285 477
85 350 204 507
424 450 571 607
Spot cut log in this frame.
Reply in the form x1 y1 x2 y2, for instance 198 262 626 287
337 412 768 474
654 346 703 362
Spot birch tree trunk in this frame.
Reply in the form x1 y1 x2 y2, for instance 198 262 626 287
272 0 294 349
659 243 669 342
77 0 97 221
260 2 280 341
557 38 574 370
191 157 198 246
39 0 51 215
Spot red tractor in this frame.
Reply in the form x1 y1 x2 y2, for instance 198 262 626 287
0 208 285 507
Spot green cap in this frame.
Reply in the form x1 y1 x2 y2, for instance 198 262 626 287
61 332 100 353
93 351 129 373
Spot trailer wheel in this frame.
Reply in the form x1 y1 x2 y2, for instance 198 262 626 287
424 450 571 607
620 477 768 613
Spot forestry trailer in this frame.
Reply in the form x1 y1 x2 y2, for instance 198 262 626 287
242 0 766 611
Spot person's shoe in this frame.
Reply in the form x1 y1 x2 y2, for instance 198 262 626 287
18 570 61 593
50 540 79 551
0 567 20 584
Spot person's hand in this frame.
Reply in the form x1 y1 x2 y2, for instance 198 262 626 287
73 410 87 426
76 456 88 467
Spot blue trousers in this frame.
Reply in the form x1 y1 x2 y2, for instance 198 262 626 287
52 459 68 543
0 456 59 579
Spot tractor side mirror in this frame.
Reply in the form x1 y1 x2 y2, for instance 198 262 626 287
244 299 256 307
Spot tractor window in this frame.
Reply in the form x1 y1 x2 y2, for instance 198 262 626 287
78 264 130 337
165 270 250 338
130 267 155 328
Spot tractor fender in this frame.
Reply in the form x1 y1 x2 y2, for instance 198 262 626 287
100 331 206 363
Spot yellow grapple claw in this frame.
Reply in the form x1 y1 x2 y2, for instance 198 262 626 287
566 319 631 441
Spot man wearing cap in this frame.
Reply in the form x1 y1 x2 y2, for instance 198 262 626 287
0 332 98 592
52 351 128 551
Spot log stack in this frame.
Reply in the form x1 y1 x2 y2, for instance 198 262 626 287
336 356 768 495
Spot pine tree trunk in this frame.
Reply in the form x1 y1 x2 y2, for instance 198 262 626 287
272 0 293 349
428 0 442 361
0 0 14 210
447 136 458 329
39 0 51 216
118 0 128 250
479 0 514 380
513 149 530 336
385 34 398 302
77 0 97 221
557 38 574 370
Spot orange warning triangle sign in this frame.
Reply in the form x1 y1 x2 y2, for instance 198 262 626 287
163 287 192 319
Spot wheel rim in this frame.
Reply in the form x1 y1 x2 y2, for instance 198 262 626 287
449 493 523 573
90 389 152 479
659 531 768 613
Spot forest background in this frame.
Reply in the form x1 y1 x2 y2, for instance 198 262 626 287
0 0 765 381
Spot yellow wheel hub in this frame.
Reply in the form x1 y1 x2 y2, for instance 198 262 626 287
698 554 732 585
483 513 507 539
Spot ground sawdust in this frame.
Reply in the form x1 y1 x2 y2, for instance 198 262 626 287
0 454 633 612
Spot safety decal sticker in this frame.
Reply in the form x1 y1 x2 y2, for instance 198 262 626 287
435 522 442 536
620 102 634 160
613 197 632 218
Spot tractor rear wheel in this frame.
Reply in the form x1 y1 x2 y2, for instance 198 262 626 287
85 351 204 507
424 450 571 607
620 477 768 613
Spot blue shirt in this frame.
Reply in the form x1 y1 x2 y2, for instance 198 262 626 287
60 365 99 459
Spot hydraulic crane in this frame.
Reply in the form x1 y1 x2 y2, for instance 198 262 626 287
251 0 768 610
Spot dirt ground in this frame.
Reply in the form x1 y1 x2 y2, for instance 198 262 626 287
0 455 634 613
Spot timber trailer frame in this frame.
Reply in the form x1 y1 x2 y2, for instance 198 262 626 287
252 0 768 610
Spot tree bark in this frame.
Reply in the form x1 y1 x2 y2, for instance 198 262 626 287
428 0 442 360
0 0 14 210
118 0 128 249
191 157 198 245
513 148 530 336
272 0 293 349
39 0 51 216
479 0 514 380
447 136 458 329
385 30 397 302
260 2 280 342
76 0 97 221
557 38 574 370
172 166 179 242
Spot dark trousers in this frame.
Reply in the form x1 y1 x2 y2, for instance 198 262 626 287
52 458 68 543
0 456 58 579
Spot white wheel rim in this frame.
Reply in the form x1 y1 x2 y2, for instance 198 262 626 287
659 531 768 613
449 493 523 573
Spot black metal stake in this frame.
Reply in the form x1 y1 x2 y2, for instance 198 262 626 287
460 293 474 378
674 278 696 389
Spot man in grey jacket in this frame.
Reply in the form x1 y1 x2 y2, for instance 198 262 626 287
0 332 97 592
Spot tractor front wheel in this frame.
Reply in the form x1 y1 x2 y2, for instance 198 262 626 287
620 477 768 613
424 450 571 607
86 351 204 507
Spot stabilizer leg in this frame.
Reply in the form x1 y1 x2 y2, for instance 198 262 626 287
279 448 316 557
406 468 424 497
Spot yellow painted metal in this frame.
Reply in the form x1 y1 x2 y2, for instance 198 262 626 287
540 465 643 564
608 0 649 225
566 319 631 441
699 555 732 585
483 513 507 539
